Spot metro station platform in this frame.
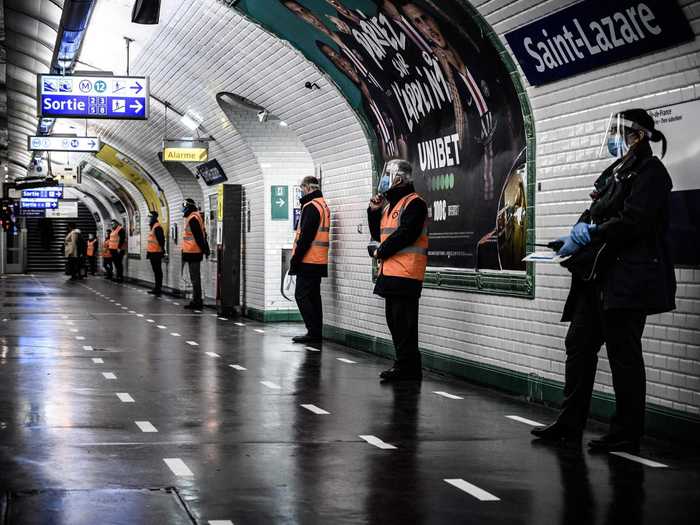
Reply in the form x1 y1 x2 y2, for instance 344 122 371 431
0 274 698 524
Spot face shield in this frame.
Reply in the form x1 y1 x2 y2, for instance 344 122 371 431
599 113 652 159
378 159 412 194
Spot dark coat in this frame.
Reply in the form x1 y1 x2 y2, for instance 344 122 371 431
289 190 328 278
562 142 676 321
368 183 428 298
181 211 209 263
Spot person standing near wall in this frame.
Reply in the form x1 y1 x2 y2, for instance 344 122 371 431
109 219 127 283
289 176 331 345
64 222 82 281
86 233 98 276
367 159 429 382
531 109 676 453
146 211 166 296
102 229 113 279
181 198 209 309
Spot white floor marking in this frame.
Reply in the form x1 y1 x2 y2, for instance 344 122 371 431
359 435 397 450
147 319 155 323
136 314 144 317
254 329 265 334
229 364 247 371
135 421 158 433
69 328 78 333
67 321 74 325
173 302 180 306
116 393 135 403
444 479 500 501
609 452 669 468
83 345 93 351
301 404 330 415
259 380 282 390
102 372 117 380
121 307 128 310
170 332 181 337
434 391 464 400
128 310 136 314
505 415 545 427
115 303 121 306
206 352 221 358
92 358 104 364
217 317 228 321
163 458 194 477
194 310 202 313
337 358 357 364
305 346 321 352
234 322 245 326
208 520 234 525
157 325 166 329
186 341 199 346
75 336 85 341
109 300 115 302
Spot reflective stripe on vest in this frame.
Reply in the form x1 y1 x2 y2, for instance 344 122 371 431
379 193 429 281
102 238 112 257
292 197 331 265
147 223 163 253
86 239 97 257
109 225 126 250
182 213 204 254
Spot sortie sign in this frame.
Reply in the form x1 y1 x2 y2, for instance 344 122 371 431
505 0 694 86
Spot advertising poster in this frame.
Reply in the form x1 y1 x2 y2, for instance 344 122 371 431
236 0 529 271
650 99 700 266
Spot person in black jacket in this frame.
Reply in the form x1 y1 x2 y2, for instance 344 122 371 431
532 109 676 453
289 176 330 344
181 199 209 309
368 159 429 381
147 211 166 296
109 219 127 283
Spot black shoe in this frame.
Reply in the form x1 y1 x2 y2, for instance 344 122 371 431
379 367 422 382
531 422 582 443
147 289 162 296
292 335 322 344
184 302 203 310
587 435 640 454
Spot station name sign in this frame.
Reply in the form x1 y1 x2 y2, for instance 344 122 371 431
28 136 101 152
162 139 209 162
37 75 149 119
504 0 694 86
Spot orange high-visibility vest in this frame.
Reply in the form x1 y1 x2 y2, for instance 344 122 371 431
147 222 164 253
109 225 126 251
86 239 97 257
182 213 205 254
292 197 330 265
102 237 112 258
379 193 428 281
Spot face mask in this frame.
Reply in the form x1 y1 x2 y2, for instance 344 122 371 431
377 174 391 194
607 135 628 158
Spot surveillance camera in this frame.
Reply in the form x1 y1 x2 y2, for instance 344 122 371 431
257 110 269 123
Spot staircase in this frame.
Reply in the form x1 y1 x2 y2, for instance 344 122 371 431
26 202 98 272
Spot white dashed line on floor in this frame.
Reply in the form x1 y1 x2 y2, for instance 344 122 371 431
186 341 199 346
208 521 234 525
136 314 144 317
128 310 136 314
254 329 265 334
359 435 397 450
444 479 500 501
75 336 85 341
69 328 78 333
610 452 669 468
92 358 104 364
102 372 117 380
147 319 155 323
305 346 321 352
83 345 93 351
505 415 545 427
163 458 194 477
116 393 135 403
157 325 166 329
301 404 330 415
170 332 181 337
260 381 281 390
229 364 247 371
205 352 220 358
218 317 228 321
135 421 158 433
234 322 245 326
434 391 464 400
337 358 357 364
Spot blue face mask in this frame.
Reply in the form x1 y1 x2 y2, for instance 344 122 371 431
607 135 627 157
377 174 391 194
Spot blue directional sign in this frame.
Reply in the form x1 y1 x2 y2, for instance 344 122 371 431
37 75 149 120
28 136 101 152
22 187 64 199
20 198 59 210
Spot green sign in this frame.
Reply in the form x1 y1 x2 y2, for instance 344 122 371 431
271 185 289 221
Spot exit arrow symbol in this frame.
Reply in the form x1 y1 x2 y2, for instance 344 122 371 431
276 198 286 208
129 100 143 113
130 81 143 94
88 140 96 147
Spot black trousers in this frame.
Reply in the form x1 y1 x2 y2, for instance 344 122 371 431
295 275 323 338
103 258 113 279
187 260 202 304
88 256 97 275
557 284 647 438
111 250 124 281
67 257 80 280
149 255 163 291
385 295 421 372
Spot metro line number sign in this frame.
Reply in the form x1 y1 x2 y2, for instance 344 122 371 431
37 74 149 120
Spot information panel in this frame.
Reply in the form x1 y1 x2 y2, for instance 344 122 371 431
20 198 59 210
28 136 101 152
37 75 149 119
22 187 64 199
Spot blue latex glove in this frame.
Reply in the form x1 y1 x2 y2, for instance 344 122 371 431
570 223 596 246
557 236 580 258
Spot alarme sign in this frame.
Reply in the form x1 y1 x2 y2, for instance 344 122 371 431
505 0 694 86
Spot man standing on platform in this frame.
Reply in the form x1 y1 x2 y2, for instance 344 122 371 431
109 219 127 283
289 176 331 345
181 199 209 309
102 229 113 279
146 211 166 296
86 233 98 275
